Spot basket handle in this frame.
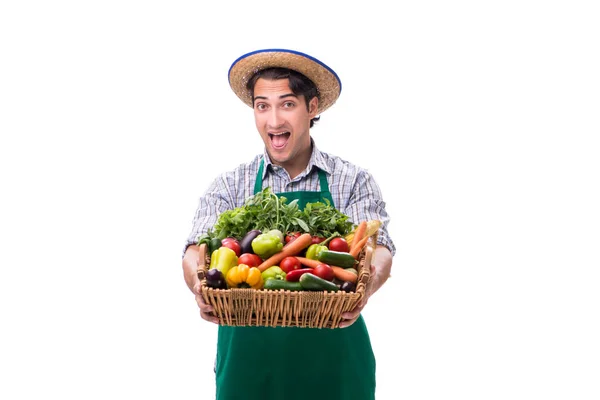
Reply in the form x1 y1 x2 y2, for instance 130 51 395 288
359 237 375 287
197 243 208 280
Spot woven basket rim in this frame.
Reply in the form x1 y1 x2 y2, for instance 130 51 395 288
197 235 376 328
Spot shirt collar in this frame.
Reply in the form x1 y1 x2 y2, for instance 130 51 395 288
261 138 331 180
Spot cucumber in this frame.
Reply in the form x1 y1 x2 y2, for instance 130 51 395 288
263 278 303 291
316 250 357 268
299 273 339 292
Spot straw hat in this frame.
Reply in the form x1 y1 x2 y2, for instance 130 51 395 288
228 49 342 114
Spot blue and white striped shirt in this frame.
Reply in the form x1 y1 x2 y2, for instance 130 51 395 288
185 142 396 255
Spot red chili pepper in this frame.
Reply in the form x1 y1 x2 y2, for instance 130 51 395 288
285 268 314 282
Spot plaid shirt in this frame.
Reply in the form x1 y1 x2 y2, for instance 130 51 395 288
184 142 396 256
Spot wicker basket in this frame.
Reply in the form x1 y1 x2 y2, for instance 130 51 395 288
197 235 375 329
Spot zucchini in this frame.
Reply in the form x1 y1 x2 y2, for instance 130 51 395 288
299 273 339 292
317 250 357 268
263 278 303 291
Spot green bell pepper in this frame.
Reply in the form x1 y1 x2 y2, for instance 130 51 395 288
251 233 283 259
209 246 238 277
305 244 327 260
261 266 286 282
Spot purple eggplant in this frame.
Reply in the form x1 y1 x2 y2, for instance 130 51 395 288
239 229 262 255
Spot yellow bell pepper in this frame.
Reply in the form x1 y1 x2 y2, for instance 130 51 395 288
225 264 263 289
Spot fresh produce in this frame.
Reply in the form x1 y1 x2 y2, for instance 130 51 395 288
263 279 303 291
316 250 357 269
225 264 263 289
299 272 339 292
285 232 301 243
340 281 357 292
197 234 222 254
257 233 313 272
349 235 370 259
239 229 262 254
328 237 349 253
294 256 323 269
312 263 335 281
311 236 326 244
285 268 314 282
221 237 241 256
299 200 354 238
209 246 238 277
305 244 327 260
268 229 285 244
332 266 358 284
279 256 302 273
294 257 359 284
261 266 286 281
350 220 367 252
251 232 283 259
210 187 354 241
345 219 381 248
205 268 227 289
238 253 262 268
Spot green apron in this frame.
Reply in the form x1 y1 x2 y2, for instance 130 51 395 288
214 160 376 400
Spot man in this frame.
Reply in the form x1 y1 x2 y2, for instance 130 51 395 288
182 49 395 400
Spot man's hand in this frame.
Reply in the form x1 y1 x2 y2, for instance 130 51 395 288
339 264 376 328
183 245 220 324
339 245 392 328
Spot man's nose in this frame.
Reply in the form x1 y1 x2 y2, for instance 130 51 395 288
267 109 284 129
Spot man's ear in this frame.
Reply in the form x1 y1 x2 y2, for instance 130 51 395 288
308 97 319 118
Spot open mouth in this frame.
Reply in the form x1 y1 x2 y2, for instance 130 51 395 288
269 132 290 150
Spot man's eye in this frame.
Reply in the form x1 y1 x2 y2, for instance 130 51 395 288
256 104 266 110
283 102 295 108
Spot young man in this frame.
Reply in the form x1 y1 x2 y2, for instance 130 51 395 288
182 49 395 400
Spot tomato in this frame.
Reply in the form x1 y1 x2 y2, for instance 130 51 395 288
312 263 335 281
238 253 262 267
311 236 326 244
328 237 349 253
285 232 301 243
279 256 302 273
221 237 241 256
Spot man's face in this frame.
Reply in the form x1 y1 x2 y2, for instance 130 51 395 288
252 78 318 173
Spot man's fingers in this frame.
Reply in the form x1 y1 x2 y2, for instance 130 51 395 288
196 295 220 324
200 310 220 324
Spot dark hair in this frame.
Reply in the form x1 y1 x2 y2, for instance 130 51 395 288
246 68 321 128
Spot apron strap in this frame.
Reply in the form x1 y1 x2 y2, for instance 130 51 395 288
317 168 331 198
254 159 265 195
254 159 331 196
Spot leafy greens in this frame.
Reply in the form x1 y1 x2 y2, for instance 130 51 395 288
210 187 354 240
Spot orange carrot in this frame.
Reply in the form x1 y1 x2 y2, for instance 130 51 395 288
257 233 313 272
295 257 358 283
350 221 367 252
349 235 370 259
331 266 358 283
294 256 321 268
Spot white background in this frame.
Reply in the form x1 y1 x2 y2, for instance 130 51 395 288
1 1 599 399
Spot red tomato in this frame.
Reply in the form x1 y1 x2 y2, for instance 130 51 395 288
328 238 349 253
311 236 326 244
285 232 301 244
221 237 241 256
279 256 302 273
313 263 335 281
238 253 262 267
